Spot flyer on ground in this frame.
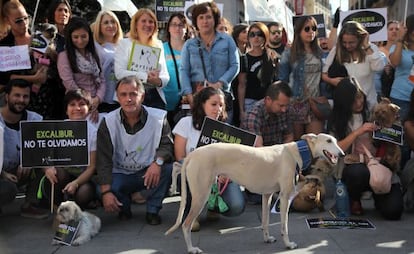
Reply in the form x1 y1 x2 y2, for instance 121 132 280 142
20 120 89 167
306 218 375 229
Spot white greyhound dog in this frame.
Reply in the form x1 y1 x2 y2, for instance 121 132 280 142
165 133 344 253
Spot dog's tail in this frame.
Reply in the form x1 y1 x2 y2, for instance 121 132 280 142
165 157 189 235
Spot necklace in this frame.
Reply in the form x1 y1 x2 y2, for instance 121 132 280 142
201 34 215 49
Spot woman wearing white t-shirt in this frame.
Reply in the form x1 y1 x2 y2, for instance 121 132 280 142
173 87 245 231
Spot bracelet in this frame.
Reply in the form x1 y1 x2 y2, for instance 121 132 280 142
73 181 79 189
101 190 112 196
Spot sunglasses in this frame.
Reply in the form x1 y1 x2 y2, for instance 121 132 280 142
14 15 31 25
270 30 282 35
248 31 264 38
304 26 317 33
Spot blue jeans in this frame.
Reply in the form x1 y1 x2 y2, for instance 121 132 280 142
111 164 172 214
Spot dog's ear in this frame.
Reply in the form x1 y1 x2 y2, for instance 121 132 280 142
301 133 317 141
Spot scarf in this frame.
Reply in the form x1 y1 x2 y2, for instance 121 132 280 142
75 50 101 85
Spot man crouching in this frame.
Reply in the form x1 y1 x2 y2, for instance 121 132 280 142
96 76 173 225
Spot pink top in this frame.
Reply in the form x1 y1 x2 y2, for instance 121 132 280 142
57 51 106 101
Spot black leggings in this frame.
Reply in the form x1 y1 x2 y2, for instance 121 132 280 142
342 163 403 220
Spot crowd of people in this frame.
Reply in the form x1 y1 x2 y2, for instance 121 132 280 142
1 0 414 231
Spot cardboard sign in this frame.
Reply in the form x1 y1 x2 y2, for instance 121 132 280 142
197 117 257 147
53 220 81 246
20 120 89 167
339 8 387 42
156 0 185 22
306 218 375 229
0 45 31 71
372 124 403 146
128 43 161 72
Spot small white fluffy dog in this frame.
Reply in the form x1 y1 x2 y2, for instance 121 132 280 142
52 201 101 246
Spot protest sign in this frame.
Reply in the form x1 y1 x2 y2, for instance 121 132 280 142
197 117 257 147
156 0 185 22
20 120 88 167
340 8 387 42
53 220 81 246
128 43 161 72
0 45 31 72
373 124 403 146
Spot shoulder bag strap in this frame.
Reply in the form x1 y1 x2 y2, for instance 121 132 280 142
127 41 136 70
168 42 181 90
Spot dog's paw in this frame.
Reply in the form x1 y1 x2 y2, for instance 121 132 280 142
188 246 203 254
264 236 276 243
285 241 298 249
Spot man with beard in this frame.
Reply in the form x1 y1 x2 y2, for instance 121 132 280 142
267 22 286 56
0 79 48 219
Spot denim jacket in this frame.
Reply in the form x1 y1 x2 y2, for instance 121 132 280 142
180 32 240 95
279 48 322 99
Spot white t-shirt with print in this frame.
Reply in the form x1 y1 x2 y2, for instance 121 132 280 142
172 116 201 155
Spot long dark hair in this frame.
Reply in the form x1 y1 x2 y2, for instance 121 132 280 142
191 87 226 130
290 15 320 63
329 77 369 140
64 16 101 73
47 0 71 24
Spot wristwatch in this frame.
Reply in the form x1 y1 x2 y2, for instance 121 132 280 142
155 157 164 166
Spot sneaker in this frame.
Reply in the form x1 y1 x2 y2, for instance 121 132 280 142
20 204 50 219
146 212 161 225
191 218 200 232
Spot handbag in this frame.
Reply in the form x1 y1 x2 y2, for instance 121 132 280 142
207 182 229 213
309 96 332 121
361 144 392 194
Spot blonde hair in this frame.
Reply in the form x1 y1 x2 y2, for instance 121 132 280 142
91 10 123 45
129 8 158 46
0 0 24 31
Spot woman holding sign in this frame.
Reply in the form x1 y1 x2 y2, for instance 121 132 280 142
114 8 169 109
0 0 48 105
43 89 98 209
173 87 245 232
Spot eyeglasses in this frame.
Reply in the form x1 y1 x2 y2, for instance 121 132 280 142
248 31 264 38
170 23 185 28
270 30 282 35
14 15 31 25
303 26 317 33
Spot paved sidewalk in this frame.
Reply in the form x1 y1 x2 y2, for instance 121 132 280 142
1 194 414 254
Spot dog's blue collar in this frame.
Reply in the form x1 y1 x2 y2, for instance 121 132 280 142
296 139 312 172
